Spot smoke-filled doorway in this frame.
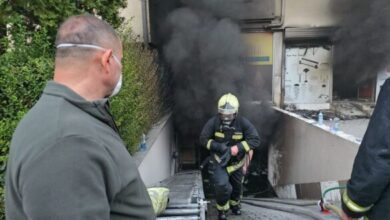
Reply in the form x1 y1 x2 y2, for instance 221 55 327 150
146 0 287 204
149 0 281 199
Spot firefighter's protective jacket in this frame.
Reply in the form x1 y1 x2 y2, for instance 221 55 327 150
199 115 260 167
342 79 390 219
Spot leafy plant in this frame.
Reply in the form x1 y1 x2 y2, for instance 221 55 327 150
111 23 163 153
0 16 54 219
0 0 127 37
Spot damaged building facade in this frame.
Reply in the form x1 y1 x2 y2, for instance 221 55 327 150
122 0 381 121
120 0 387 201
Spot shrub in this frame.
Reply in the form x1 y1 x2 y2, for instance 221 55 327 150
0 16 54 219
111 24 163 153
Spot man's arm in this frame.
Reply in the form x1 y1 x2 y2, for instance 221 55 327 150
21 135 120 220
342 80 390 218
236 117 261 154
199 117 226 153
342 130 390 218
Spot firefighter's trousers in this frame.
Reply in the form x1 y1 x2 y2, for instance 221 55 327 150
209 161 244 211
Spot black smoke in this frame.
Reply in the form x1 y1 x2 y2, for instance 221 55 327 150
156 5 279 196
164 7 246 142
332 0 390 95
163 0 279 152
161 0 280 198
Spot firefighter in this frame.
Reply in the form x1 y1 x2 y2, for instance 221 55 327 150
341 79 390 220
199 93 260 220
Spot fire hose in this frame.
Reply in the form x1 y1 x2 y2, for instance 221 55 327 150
318 186 347 219
241 198 327 220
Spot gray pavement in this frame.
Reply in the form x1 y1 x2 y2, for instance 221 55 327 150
207 199 342 220
229 203 314 220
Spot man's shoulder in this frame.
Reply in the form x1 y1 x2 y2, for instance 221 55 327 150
13 95 109 147
46 96 109 137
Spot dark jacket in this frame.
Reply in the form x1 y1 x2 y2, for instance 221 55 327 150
199 115 260 162
342 79 390 219
5 81 155 220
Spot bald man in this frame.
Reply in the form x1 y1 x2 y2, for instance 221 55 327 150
5 15 155 220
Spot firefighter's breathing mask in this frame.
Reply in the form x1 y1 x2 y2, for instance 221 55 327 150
219 112 236 126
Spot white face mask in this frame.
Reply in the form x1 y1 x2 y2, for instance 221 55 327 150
110 74 122 97
56 43 123 98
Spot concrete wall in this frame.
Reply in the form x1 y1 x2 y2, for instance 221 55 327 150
135 114 176 187
272 32 284 106
283 0 340 28
120 0 149 42
268 108 360 187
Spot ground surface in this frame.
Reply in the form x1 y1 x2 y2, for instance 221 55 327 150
207 199 342 220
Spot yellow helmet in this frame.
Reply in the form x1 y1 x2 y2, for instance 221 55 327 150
218 93 239 115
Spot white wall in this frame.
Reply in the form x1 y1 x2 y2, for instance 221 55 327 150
120 0 148 42
272 32 284 107
283 0 341 27
284 46 333 109
136 114 176 186
269 108 360 186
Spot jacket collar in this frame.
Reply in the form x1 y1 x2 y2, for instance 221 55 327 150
43 81 119 133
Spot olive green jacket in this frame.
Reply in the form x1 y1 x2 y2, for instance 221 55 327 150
6 81 155 220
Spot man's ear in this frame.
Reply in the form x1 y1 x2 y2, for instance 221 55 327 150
100 49 113 73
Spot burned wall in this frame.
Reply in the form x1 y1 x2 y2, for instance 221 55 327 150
332 0 390 98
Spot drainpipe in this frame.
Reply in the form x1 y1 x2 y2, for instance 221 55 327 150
141 0 150 43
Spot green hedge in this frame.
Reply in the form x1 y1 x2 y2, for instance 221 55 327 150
0 17 54 219
112 24 162 153
0 20 162 218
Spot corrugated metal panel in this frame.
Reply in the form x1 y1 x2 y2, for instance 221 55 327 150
285 27 335 42
241 0 276 21
156 171 206 220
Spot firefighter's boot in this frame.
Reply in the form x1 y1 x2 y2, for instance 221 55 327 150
218 210 228 220
230 205 241 215
217 202 229 220
230 200 241 215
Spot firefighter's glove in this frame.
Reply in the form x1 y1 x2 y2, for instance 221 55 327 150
212 142 228 155
218 148 231 167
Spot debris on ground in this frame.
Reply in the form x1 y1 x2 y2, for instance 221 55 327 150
286 100 374 121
